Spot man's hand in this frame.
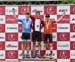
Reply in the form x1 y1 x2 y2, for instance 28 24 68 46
12 8 16 14
27 3 31 13
63 10 66 14
57 10 66 22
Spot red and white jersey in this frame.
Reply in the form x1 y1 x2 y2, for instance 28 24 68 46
35 19 41 31
30 15 44 32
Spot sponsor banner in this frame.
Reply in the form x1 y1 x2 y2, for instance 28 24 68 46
70 15 75 23
70 5 75 14
5 6 18 15
57 50 70 59
0 33 5 41
31 5 44 15
70 59 75 62
70 24 75 32
70 50 75 59
0 50 5 59
52 33 57 41
6 33 18 41
6 24 18 32
57 5 70 15
0 15 5 24
57 42 70 50
57 15 70 23
57 59 70 62
6 50 18 59
5 42 18 50
18 6 31 15
0 24 5 32
6 59 18 62
0 42 5 50
6 15 18 24
0 6 5 15
70 32 75 41
57 33 70 41
70 42 75 50
57 24 70 32
44 5 57 15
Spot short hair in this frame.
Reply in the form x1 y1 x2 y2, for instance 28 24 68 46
26 12 30 15
36 11 40 14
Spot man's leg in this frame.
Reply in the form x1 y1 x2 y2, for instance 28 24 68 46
49 34 53 59
38 42 41 50
25 33 31 58
44 34 47 50
32 32 36 58
32 41 36 58
27 42 30 50
38 32 42 50
21 33 26 58
26 41 30 58
50 43 53 59
33 42 36 50
22 42 24 54
21 41 26 59
37 41 41 58
32 32 36 50
37 32 42 58
21 41 26 53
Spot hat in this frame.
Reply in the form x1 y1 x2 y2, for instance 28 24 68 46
45 14 50 18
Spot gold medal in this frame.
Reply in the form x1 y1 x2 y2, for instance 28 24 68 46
46 21 49 29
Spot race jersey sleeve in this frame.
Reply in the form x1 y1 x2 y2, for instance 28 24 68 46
51 20 56 28
30 15 35 30
30 20 33 28
30 15 35 22
18 18 24 23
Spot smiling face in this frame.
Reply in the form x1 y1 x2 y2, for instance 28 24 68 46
25 13 30 20
46 17 50 21
36 11 40 19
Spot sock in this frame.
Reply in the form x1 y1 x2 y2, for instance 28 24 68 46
38 50 40 54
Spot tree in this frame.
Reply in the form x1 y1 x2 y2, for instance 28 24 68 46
61 0 75 4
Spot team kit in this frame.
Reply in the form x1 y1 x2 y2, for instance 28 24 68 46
12 8 65 59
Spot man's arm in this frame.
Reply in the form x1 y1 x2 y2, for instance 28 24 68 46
12 8 23 23
56 11 66 22
27 4 35 21
12 8 18 20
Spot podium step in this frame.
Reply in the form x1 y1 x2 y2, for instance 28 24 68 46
19 58 56 62
20 61 56 62
19 57 55 60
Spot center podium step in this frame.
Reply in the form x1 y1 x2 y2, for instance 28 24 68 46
19 58 56 62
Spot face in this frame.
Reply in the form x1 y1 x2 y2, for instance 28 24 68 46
26 14 30 19
46 17 50 21
36 12 40 18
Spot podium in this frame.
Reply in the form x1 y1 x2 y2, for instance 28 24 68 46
19 58 56 62
20 61 55 62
